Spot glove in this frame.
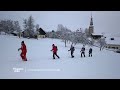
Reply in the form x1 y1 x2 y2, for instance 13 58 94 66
18 48 20 51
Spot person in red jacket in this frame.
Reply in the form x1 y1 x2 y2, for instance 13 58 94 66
51 44 60 59
18 41 27 61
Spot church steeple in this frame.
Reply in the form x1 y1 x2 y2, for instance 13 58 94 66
89 12 94 35
90 12 93 26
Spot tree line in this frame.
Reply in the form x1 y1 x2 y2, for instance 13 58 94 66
0 15 106 49
0 20 21 35
47 24 106 49
0 15 40 39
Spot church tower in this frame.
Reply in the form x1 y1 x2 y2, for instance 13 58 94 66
89 13 94 35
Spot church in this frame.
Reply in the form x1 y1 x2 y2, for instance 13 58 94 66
86 13 103 40
88 13 120 52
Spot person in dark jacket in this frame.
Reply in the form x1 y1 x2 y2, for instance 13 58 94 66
51 44 60 59
80 45 85 57
18 41 27 61
68 45 75 58
89 48 92 57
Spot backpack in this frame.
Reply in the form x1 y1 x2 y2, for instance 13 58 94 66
73 47 75 51
56 46 58 51
83 47 85 51
89 48 92 53
81 47 85 52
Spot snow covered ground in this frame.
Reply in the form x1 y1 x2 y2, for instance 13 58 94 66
0 35 120 79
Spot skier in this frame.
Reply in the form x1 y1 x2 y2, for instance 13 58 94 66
89 47 92 57
51 44 60 59
80 45 85 57
68 45 75 58
18 41 27 61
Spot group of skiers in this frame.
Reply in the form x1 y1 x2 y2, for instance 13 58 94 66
18 41 92 61
68 45 92 58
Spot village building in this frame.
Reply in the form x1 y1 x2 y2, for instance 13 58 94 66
37 28 46 38
105 37 120 50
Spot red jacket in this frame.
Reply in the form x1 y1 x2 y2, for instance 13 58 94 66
52 46 57 53
21 44 27 54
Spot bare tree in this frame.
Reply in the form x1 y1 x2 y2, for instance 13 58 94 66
23 19 28 37
0 20 18 34
57 25 71 47
23 15 35 38
52 24 95 47
27 15 35 37
13 21 22 38
97 37 106 51
14 21 21 32
36 24 39 31
0 22 3 34
7 20 14 34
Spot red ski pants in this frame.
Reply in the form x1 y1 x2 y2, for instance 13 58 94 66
20 52 27 61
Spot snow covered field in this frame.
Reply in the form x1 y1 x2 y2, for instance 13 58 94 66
0 35 120 79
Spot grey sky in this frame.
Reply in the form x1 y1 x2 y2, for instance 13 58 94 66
0 11 120 35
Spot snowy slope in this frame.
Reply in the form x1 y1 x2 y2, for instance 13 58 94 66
0 35 120 79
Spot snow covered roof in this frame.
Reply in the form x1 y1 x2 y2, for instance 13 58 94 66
92 33 103 36
106 37 120 45
88 37 92 41
13 31 18 34
38 28 46 35
0 31 5 35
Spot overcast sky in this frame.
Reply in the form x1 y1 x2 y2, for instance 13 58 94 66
0 11 120 35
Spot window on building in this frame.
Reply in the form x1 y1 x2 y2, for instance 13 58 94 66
112 47 115 49
110 38 114 40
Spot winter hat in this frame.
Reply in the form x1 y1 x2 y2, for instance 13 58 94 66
21 41 24 44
